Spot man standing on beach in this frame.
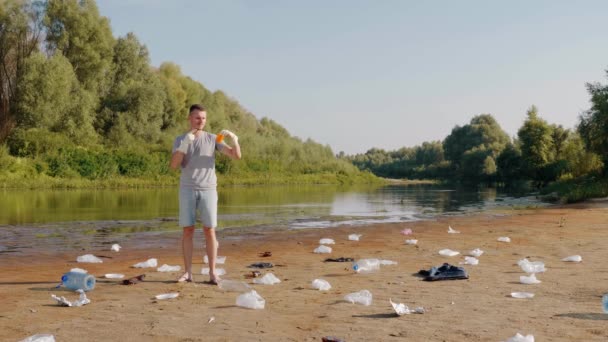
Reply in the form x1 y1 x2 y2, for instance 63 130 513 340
170 104 241 284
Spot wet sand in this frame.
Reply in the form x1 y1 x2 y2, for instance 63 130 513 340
1 203 608 341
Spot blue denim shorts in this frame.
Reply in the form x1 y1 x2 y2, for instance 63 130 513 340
179 188 218 228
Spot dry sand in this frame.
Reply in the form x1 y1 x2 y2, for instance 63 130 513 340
1 203 608 341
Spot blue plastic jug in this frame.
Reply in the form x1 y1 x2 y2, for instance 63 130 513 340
61 272 95 291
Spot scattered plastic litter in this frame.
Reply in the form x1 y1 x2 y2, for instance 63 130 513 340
380 260 398 265
18 334 55 342
448 226 460 234
319 238 335 245
468 248 484 257
497 236 511 243
201 268 226 276
504 333 535 342
218 279 251 292
122 274 145 285
61 271 95 291
511 292 535 299
520 274 541 284
236 290 265 309
312 279 331 291
353 259 381 273
419 263 469 281
314 245 332 254
207 316 215 324
51 289 90 307
155 293 179 300
389 298 425 315
562 255 582 262
157 264 181 272
344 290 372 306
401 228 413 235
518 259 546 273
405 239 418 245
204 255 226 264
438 249 460 257
76 254 103 263
111 244 121 252
70 268 87 273
104 274 124 279
253 273 281 285
132 258 157 268
460 256 479 265
348 234 362 241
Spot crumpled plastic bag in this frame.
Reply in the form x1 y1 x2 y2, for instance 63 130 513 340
520 273 541 284
562 255 582 262
405 239 418 245
319 238 335 245
19 334 55 342
253 273 281 285
236 290 265 309
518 259 546 273
448 226 460 234
157 264 181 272
76 254 103 263
468 248 484 257
401 228 413 235
155 293 179 300
312 279 331 291
70 268 87 273
497 236 511 243
204 255 226 264
344 290 372 306
438 249 460 257
348 234 362 241
201 267 226 275
132 258 157 268
504 333 534 342
314 245 332 254
111 244 121 252
460 256 479 265
51 289 90 307
511 292 534 299
389 298 425 315
104 274 124 279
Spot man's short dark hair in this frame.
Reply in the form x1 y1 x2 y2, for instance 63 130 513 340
189 104 206 114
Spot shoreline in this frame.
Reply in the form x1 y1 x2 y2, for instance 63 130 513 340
2 203 608 341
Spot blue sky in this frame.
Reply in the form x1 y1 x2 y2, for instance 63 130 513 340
98 1 608 154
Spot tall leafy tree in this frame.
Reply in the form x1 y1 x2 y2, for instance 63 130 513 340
518 106 554 180
579 73 608 170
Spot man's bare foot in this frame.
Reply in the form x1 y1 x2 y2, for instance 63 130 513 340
177 272 193 283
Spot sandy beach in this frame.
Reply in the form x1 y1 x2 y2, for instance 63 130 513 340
2 203 608 341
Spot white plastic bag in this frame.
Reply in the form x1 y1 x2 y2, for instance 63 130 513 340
460 256 479 265
511 292 534 299
236 290 265 309
204 255 226 264
405 239 418 245
76 254 103 263
201 267 226 275
348 234 362 241
438 249 460 257
132 258 157 268
19 334 55 342
155 293 179 300
562 255 582 262
319 238 335 245
311 279 331 291
70 268 87 273
111 244 121 252
344 290 372 306
448 226 460 234
51 289 90 307
314 245 332 254
389 298 425 315
218 280 251 292
518 259 546 273
104 273 124 279
157 264 181 272
253 273 281 285
504 333 535 342
497 236 511 243
468 248 484 257
520 274 541 284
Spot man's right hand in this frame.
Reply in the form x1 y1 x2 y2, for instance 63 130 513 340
176 132 196 154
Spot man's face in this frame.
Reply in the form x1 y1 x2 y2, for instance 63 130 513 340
189 110 207 130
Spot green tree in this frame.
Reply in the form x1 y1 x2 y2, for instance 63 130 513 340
579 73 608 170
517 106 554 181
496 142 524 182
44 0 115 95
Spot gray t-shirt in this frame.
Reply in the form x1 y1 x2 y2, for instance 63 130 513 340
173 131 225 190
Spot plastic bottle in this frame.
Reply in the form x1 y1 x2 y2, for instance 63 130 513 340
352 259 380 273
602 294 608 313
61 271 96 291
